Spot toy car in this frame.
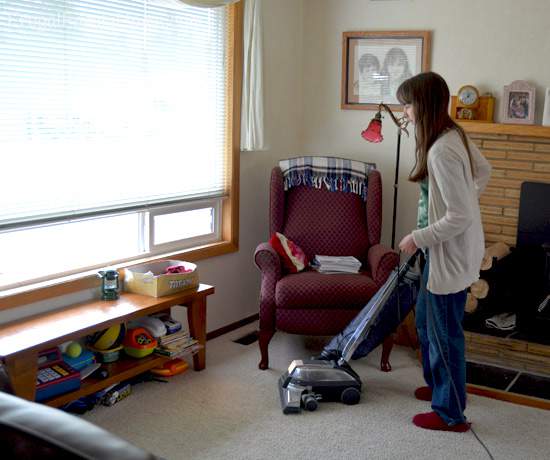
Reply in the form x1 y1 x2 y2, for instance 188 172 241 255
278 359 361 414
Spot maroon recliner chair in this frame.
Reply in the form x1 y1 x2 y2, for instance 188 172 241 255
254 164 399 370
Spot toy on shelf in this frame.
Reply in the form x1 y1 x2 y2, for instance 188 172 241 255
88 324 126 350
88 344 123 363
65 341 82 358
123 327 157 358
128 316 167 339
150 358 189 377
36 348 81 402
87 323 126 363
63 347 96 371
151 313 182 335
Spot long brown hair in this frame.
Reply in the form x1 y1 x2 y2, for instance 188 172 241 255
396 72 474 182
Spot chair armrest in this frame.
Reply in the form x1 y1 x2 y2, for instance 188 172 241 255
254 242 282 276
367 244 399 285
254 242 283 331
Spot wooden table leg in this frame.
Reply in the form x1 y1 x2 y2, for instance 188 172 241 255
4 350 38 401
187 296 207 371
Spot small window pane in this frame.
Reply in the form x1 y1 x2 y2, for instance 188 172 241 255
153 208 213 245
0 214 142 287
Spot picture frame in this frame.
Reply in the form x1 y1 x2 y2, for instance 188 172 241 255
341 30 431 111
502 80 536 125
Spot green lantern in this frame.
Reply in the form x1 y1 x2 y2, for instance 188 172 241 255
98 269 120 300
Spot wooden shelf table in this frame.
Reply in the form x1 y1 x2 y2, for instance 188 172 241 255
0 284 214 407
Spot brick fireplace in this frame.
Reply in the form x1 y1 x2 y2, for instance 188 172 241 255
459 121 550 377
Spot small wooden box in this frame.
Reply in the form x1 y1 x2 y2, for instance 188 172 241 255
451 95 495 123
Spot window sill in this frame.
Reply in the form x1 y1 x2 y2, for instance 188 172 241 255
0 240 238 311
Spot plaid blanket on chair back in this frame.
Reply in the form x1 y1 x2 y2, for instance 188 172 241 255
279 156 376 201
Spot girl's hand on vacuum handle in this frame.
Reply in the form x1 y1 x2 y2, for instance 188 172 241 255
398 233 418 255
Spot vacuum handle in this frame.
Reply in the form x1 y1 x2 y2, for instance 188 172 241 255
338 249 421 365
405 249 423 269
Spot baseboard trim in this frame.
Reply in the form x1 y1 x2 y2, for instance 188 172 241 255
206 313 259 341
467 383 550 411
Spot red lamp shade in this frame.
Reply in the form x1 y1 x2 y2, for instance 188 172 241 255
361 114 383 143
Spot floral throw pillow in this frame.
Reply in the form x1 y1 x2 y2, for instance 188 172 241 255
269 232 308 273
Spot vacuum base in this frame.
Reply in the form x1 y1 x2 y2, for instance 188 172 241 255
278 359 361 414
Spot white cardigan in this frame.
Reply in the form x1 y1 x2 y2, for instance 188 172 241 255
412 129 491 295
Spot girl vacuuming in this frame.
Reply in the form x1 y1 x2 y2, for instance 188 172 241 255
397 72 491 431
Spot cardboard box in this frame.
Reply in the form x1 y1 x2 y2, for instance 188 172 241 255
124 260 199 297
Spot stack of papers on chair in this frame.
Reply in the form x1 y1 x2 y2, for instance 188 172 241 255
312 255 362 274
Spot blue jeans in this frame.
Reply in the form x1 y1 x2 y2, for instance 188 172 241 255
416 256 467 425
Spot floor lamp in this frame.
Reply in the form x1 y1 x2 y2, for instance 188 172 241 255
361 103 410 250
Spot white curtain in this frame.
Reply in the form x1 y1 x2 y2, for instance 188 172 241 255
178 0 240 7
177 0 265 151
240 0 265 151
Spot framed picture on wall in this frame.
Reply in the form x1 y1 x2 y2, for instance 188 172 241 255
502 80 536 125
341 30 431 111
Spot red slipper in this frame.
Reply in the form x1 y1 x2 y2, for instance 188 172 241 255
414 386 432 401
412 411 470 432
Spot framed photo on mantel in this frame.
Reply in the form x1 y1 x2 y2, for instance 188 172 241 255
502 80 536 125
341 30 431 111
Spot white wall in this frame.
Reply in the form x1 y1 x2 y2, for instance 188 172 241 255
301 0 550 249
194 0 305 330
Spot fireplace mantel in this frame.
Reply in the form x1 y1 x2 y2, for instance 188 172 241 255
458 121 550 138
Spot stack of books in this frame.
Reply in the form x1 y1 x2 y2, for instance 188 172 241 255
155 330 200 358
312 255 362 274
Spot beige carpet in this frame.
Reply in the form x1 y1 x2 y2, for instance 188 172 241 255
83 324 550 459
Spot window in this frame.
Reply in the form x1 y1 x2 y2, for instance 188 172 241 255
0 0 241 291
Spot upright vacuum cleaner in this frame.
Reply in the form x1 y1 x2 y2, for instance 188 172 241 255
278 251 421 414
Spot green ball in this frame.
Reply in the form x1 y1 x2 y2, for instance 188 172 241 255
66 342 82 358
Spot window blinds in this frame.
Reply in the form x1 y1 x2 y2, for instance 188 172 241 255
0 0 229 229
